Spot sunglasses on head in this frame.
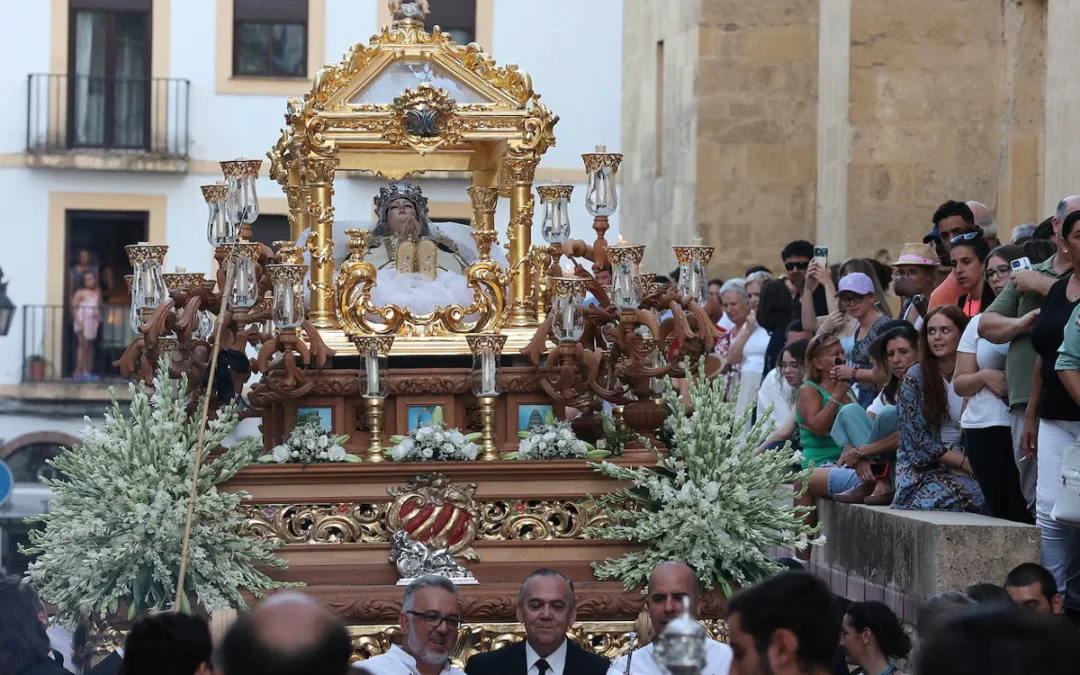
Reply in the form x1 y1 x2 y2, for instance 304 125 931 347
785 261 810 271
950 231 979 245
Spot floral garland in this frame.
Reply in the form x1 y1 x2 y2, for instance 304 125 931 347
505 411 607 460
22 360 296 621
584 363 821 595
259 412 359 464
387 407 480 461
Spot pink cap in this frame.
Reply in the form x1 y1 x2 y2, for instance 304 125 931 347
835 272 875 296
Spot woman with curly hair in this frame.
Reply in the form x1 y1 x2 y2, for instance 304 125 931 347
841 600 913 675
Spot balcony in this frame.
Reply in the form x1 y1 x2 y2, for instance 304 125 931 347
14 304 133 401
26 74 190 173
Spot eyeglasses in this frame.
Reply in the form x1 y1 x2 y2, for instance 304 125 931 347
837 294 865 305
785 260 810 271
405 611 462 629
984 265 1011 280
950 232 979 245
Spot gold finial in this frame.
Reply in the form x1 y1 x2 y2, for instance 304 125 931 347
389 0 430 21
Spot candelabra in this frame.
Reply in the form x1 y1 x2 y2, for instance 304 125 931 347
354 335 394 461
467 334 508 461
581 145 622 269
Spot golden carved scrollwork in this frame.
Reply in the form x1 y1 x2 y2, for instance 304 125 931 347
386 83 465 153
239 498 620 545
348 621 729 668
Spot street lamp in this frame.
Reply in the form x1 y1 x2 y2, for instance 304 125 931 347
0 268 14 337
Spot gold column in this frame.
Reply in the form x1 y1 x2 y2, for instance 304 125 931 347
303 156 339 328
284 161 309 242
467 186 499 261
503 154 540 327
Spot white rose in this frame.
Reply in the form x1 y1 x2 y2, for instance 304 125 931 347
442 443 455 454
317 451 328 460
451 430 465 445
417 427 432 441
291 450 299 457
557 440 567 449
318 435 329 448
464 443 478 460
305 439 316 450
392 445 408 461
401 439 415 452
271 445 290 463
543 432 556 442
328 445 347 461
422 447 434 459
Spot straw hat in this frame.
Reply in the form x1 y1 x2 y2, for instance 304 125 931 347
891 243 939 267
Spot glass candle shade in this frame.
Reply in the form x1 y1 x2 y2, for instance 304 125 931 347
467 334 508 397
266 263 306 329
220 159 262 226
673 243 715 306
229 242 262 309
607 243 646 310
125 243 169 312
536 184 573 245
353 336 394 399
551 276 587 342
582 145 623 217
202 184 234 246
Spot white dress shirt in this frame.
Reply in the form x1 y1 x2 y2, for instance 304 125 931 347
526 639 567 675
606 640 733 675
355 644 466 675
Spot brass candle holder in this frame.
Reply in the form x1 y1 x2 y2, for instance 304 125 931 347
353 335 394 462
467 334 508 461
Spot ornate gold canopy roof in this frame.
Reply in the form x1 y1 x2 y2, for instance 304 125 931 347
269 13 559 181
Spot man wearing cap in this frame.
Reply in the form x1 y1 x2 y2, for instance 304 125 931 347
891 243 940 329
926 200 979 310
979 195 1080 518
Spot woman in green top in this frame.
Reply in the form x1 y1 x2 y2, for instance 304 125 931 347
793 334 866 562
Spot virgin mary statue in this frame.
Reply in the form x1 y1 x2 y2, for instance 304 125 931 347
296 180 506 315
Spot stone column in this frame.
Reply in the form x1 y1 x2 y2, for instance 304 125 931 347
1043 0 1080 215
303 156 339 328
815 0 851 259
503 154 540 327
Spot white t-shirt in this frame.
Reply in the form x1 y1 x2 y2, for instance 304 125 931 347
607 640 733 675
739 324 771 375
957 314 1011 429
357 645 466 675
941 378 964 445
717 313 735 333
867 391 887 417
757 368 794 430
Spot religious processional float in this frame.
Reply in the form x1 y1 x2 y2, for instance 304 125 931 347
22 0 819 666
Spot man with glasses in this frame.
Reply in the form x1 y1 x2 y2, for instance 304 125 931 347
782 240 828 322
359 576 465 675
465 569 609 675
926 200 979 310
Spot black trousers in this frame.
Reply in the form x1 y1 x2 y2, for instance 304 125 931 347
964 426 1033 523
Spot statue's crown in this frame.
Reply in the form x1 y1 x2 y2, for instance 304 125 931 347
375 181 428 220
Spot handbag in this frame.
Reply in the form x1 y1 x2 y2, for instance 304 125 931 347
1051 439 1080 526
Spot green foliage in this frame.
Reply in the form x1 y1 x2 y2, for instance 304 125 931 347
21 360 297 622
584 360 821 595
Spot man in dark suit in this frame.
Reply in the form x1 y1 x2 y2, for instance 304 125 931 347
465 569 609 675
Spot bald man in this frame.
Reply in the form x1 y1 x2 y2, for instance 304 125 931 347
606 562 732 675
967 200 998 247
223 592 353 675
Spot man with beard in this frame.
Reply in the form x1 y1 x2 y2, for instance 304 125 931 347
726 572 837 675
359 576 465 675
465 569 609 675
607 562 732 675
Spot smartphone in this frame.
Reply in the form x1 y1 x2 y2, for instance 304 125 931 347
1011 257 1032 271
813 246 828 269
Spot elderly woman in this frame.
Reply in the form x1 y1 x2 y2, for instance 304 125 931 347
717 278 771 416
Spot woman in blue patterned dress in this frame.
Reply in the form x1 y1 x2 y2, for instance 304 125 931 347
892 305 986 512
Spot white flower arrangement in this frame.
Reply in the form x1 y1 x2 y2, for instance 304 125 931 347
22 360 296 622
259 413 359 465
585 361 821 595
504 411 607 460
386 406 481 462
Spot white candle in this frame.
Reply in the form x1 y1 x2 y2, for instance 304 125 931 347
365 352 379 396
481 353 496 394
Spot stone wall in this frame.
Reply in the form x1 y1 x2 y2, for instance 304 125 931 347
621 0 1050 280
621 0 702 274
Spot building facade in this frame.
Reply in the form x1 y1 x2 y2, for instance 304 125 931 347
0 0 622 573
621 0 1063 277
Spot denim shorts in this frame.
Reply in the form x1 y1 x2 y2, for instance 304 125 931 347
823 465 862 495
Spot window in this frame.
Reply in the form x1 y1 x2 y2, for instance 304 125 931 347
427 0 476 45
247 214 291 248
69 0 152 150
233 0 308 77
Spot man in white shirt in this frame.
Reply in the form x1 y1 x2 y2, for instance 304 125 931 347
358 576 466 675
607 562 732 675
465 569 609 675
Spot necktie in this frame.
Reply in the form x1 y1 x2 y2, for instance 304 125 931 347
536 658 551 675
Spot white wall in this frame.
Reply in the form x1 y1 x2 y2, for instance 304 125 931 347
0 0 623 386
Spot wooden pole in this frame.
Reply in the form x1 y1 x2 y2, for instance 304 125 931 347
173 232 242 610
